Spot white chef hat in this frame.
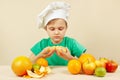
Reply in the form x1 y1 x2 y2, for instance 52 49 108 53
37 1 70 28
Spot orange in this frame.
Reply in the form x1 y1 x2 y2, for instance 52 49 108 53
11 56 32 76
78 53 96 65
36 58 48 67
67 59 81 74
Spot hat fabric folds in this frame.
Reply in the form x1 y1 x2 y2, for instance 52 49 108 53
37 2 70 28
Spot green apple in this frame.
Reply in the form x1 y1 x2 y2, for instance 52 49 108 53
94 67 106 77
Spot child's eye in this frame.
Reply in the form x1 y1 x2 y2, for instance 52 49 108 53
58 27 64 30
49 27 55 31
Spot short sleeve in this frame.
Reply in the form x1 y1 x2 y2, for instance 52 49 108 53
30 39 48 55
31 42 41 55
70 39 86 57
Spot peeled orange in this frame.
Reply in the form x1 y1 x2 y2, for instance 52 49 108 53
11 56 32 76
67 59 81 74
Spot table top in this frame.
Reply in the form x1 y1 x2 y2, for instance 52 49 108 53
0 65 120 80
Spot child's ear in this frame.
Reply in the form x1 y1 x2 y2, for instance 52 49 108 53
44 26 47 30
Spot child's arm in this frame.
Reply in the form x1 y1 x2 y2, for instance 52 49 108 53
29 46 55 63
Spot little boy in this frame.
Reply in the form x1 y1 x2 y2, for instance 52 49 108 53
29 2 86 66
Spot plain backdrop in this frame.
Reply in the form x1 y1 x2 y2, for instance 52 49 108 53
0 0 120 65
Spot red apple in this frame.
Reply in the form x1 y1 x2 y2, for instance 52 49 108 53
106 60 118 72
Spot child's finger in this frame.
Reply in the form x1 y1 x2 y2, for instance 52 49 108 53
56 48 61 56
65 47 71 53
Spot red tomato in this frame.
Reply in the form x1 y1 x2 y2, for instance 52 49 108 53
106 60 118 72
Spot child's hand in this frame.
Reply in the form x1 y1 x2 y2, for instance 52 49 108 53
41 46 55 58
55 46 75 60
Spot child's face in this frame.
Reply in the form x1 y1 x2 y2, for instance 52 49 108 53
46 19 67 44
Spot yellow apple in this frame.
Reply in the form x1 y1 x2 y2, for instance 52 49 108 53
83 60 96 75
95 60 106 68
99 57 109 64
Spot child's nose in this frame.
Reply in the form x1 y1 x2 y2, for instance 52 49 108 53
54 29 59 34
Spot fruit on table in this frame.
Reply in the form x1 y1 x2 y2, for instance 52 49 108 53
27 66 51 78
27 70 44 78
78 53 96 65
11 56 32 76
94 67 106 77
99 57 109 64
32 63 41 71
36 58 48 67
95 60 106 68
82 60 96 75
67 59 81 74
106 60 118 72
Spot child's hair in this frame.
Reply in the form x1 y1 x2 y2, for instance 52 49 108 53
44 18 68 30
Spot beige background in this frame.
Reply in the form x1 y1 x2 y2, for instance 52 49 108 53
0 0 120 65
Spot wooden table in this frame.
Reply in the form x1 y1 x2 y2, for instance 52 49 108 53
0 65 120 80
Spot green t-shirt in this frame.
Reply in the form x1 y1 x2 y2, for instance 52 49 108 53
31 37 86 66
